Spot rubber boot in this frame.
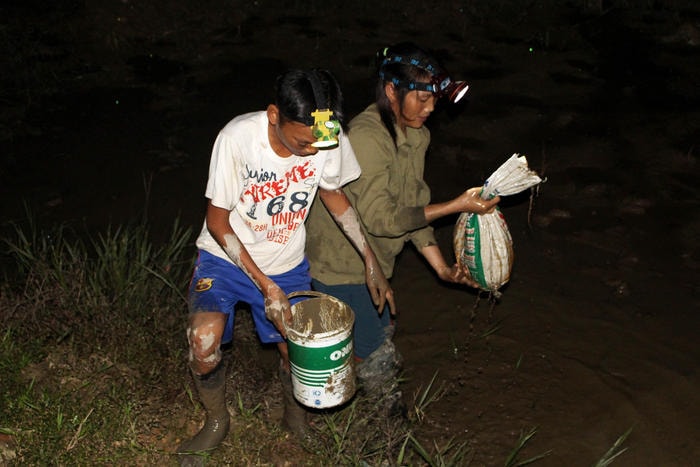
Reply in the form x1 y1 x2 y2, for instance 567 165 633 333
279 366 310 440
178 362 230 466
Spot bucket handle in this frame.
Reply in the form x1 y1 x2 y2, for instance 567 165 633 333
287 290 333 300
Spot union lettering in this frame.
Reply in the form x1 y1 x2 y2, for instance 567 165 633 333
271 209 307 226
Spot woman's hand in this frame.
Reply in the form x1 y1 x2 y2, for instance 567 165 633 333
364 254 396 316
454 187 500 214
436 262 481 289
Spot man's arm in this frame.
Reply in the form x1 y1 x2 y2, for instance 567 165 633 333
205 201 291 336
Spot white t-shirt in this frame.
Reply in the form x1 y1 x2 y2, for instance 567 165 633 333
195 110 361 275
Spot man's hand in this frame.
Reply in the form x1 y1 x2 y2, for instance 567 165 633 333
263 282 292 338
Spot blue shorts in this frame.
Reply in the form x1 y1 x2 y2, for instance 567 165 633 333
188 250 311 345
311 279 390 359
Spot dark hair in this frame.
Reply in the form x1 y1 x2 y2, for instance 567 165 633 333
375 42 441 145
274 69 345 127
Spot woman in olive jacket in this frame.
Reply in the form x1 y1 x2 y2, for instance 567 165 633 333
306 42 499 409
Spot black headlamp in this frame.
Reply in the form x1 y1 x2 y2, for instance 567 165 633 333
431 74 469 103
379 52 469 104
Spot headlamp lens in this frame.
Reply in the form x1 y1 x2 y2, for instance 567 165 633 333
448 81 469 103
433 75 469 104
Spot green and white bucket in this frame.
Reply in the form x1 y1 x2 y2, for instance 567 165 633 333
285 291 356 409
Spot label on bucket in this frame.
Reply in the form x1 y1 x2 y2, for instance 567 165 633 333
288 333 355 408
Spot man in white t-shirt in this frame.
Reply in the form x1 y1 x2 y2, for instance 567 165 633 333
178 69 395 464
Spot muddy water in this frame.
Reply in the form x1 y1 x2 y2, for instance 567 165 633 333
391 12 700 464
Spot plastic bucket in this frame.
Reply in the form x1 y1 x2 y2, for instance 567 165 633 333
285 291 356 409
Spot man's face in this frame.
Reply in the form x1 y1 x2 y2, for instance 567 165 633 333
275 120 319 157
267 105 319 157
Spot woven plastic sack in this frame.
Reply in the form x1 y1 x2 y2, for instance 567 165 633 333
453 154 542 295
454 208 513 295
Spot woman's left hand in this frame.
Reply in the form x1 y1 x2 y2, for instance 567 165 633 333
438 263 481 289
364 255 396 316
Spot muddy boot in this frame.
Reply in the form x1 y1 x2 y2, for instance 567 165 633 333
279 366 310 440
355 338 406 418
178 362 230 466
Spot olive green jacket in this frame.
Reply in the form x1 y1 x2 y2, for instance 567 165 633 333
306 103 436 284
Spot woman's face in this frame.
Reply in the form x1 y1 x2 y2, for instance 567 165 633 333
389 83 436 132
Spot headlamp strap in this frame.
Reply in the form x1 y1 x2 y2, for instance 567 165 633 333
308 70 339 122
380 50 439 75
379 73 437 93
379 49 443 93
307 70 328 116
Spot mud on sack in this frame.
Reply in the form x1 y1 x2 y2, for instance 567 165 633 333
454 153 543 297
284 291 356 408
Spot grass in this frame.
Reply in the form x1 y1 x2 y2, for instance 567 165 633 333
504 427 552 466
0 213 194 464
593 427 633 467
0 212 631 465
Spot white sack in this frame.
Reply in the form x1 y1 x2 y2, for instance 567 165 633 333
453 153 542 295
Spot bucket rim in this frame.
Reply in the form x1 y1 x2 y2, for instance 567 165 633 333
285 290 354 339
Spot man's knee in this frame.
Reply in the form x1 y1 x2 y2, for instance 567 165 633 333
187 312 226 375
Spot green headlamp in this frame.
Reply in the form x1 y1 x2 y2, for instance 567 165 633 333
311 108 340 148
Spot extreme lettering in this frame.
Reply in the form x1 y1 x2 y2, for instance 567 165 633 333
243 161 316 203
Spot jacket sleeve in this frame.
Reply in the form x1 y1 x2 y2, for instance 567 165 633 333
407 225 437 250
347 127 428 238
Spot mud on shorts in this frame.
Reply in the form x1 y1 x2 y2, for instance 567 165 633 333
188 250 311 345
